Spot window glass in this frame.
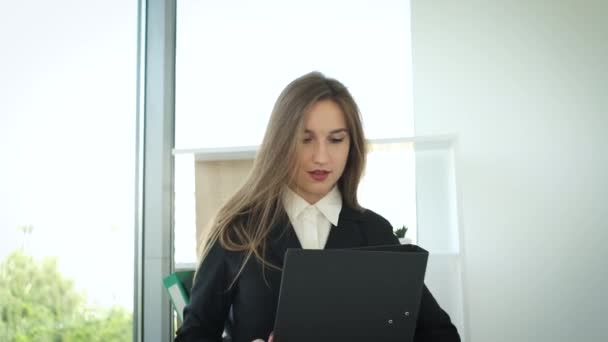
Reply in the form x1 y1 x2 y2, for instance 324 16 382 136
174 0 415 266
0 1 137 340
175 0 414 150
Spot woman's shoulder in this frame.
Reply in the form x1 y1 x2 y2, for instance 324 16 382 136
198 239 246 270
357 208 391 227
346 206 398 245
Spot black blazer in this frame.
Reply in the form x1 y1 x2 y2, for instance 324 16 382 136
176 206 460 342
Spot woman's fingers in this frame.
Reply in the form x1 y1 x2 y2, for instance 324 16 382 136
251 330 274 342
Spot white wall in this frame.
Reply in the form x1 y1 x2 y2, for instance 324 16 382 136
411 1 608 341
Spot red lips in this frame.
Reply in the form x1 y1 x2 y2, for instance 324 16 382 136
308 170 330 181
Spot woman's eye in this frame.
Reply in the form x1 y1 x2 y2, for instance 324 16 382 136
330 137 345 143
302 137 313 143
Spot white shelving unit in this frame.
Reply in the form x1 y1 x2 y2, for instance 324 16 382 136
412 136 466 338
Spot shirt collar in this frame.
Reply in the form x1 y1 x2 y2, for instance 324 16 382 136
282 186 342 226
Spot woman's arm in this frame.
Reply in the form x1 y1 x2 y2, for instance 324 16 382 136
413 285 461 342
175 243 234 342
364 210 461 342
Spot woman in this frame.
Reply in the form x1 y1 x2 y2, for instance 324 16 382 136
175 72 460 342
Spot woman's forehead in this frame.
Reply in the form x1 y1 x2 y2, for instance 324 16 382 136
302 100 348 132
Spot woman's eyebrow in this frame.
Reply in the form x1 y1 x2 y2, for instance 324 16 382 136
304 128 348 136
329 128 348 134
304 128 348 134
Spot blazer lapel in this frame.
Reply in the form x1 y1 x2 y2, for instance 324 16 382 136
325 205 368 249
266 205 369 264
266 215 301 267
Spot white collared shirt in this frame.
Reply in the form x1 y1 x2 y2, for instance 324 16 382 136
281 186 342 249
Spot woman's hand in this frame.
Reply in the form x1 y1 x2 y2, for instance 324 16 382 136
252 331 274 342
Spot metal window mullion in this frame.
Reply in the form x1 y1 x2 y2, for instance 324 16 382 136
135 0 177 341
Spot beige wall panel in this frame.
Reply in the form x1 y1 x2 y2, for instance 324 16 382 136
194 159 254 255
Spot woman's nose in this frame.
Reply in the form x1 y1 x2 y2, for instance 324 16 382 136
312 141 329 164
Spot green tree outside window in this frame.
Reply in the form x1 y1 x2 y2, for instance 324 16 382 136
0 251 132 341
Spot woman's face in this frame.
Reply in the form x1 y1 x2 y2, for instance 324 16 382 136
291 99 350 204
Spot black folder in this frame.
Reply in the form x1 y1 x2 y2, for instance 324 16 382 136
273 244 429 342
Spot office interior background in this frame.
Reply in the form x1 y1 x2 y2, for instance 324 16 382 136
0 0 606 341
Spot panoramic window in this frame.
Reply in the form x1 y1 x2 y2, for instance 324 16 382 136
173 0 415 266
0 1 137 340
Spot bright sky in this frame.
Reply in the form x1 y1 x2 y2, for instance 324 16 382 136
0 0 137 309
1 0 414 311
175 0 414 149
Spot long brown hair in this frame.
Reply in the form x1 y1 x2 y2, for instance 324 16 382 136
198 71 368 275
